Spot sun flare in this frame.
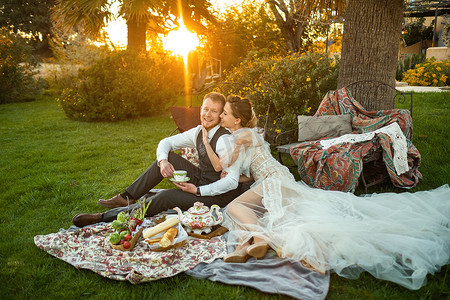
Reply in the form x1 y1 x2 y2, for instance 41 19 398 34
163 21 199 61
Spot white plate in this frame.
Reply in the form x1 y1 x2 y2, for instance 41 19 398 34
169 177 190 183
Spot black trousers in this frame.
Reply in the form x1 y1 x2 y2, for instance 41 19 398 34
102 152 248 222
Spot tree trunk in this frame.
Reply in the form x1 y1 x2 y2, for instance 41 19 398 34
337 0 403 110
127 17 147 52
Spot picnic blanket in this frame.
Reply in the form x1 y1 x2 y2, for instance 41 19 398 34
33 218 225 283
34 216 330 299
290 87 422 192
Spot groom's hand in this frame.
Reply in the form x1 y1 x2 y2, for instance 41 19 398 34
159 159 175 178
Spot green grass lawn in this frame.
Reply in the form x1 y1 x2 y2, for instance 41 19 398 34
0 92 448 299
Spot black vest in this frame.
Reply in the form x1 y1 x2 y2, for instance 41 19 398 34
196 126 229 185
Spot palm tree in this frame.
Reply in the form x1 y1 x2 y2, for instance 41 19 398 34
53 0 214 52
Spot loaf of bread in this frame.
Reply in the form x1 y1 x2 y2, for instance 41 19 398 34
143 217 179 239
158 227 178 247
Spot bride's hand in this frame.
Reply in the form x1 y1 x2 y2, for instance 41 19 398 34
220 171 228 179
172 182 196 194
202 126 209 143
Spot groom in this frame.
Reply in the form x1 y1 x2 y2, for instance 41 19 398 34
73 92 244 227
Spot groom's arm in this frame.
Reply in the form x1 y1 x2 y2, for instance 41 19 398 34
156 125 200 162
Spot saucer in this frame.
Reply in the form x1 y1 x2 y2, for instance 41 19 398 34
170 177 190 183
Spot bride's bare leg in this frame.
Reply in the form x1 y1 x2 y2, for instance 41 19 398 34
226 186 264 235
226 185 270 258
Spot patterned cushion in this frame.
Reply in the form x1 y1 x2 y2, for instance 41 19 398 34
297 115 352 142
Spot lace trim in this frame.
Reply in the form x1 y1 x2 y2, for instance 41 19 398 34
320 123 409 175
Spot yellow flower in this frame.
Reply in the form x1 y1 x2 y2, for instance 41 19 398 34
275 129 281 134
436 66 442 71
306 77 311 82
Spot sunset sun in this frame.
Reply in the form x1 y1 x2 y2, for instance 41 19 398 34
162 20 199 61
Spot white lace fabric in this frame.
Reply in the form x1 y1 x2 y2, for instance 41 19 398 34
320 122 409 175
221 127 450 290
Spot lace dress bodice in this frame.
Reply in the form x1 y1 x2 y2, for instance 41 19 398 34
248 145 295 183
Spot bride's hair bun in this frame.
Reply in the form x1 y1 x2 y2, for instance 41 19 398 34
227 95 257 128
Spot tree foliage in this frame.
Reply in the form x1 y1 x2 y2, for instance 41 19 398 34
402 17 434 46
205 1 283 70
265 0 346 53
53 0 214 51
0 0 55 56
0 29 45 103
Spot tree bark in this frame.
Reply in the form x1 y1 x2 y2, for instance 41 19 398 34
127 17 147 52
337 0 403 110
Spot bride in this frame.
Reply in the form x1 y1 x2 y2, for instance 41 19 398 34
201 94 449 290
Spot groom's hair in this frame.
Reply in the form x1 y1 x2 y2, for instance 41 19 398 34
203 92 226 109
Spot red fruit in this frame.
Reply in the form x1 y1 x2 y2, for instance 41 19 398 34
124 234 132 241
119 239 125 245
123 241 131 249
131 217 143 226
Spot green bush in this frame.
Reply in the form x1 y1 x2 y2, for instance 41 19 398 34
222 52 339 141
402 17 434 47
57 51 184 121
0 29 45 103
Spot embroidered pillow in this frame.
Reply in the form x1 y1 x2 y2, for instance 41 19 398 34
297 115 352 142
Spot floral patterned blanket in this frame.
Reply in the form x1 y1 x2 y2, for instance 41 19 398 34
34 217 226 284
34 218 330 299
290 87 422 192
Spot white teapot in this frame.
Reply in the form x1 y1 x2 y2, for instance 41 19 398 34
173 202 223 234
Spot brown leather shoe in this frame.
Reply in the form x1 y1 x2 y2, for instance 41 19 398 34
97 194 135 208
72 213 103 227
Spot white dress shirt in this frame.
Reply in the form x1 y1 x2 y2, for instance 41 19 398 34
156 125 240 196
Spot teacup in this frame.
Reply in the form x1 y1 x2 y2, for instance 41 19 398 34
173 170 188 182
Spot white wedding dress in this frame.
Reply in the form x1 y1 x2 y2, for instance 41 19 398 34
221 128 450 290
